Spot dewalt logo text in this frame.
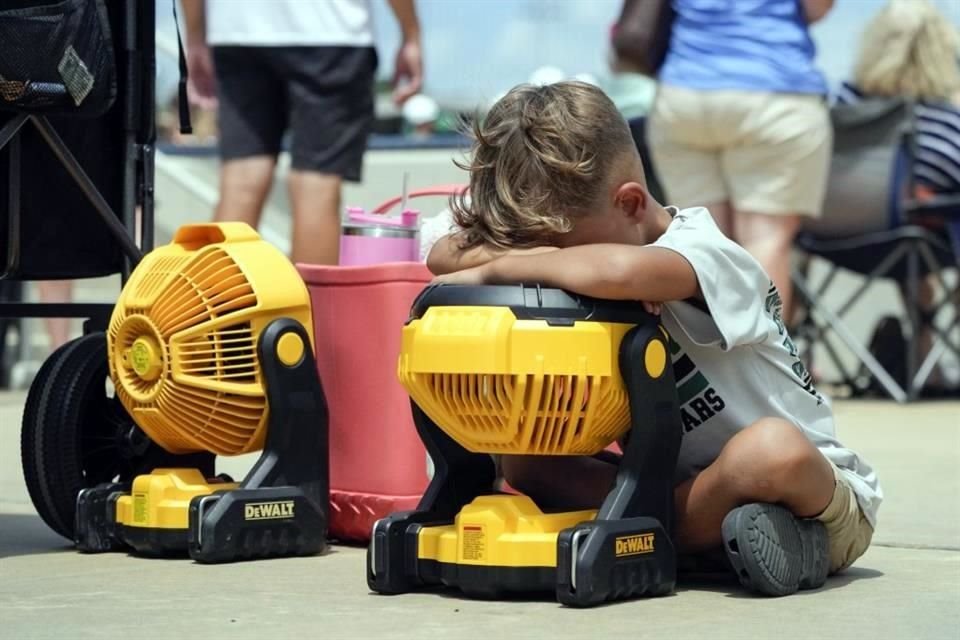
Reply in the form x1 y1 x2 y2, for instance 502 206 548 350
615 533 655 557
244 500 295 521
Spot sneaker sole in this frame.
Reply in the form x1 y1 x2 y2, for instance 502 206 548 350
721 503 829 597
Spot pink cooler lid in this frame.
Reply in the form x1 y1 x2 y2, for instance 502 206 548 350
346 207 420 228
297 262 432 286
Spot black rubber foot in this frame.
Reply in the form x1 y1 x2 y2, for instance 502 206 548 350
187 487 327 564
75 483 126 552
368 511 448 595
556 517 675 607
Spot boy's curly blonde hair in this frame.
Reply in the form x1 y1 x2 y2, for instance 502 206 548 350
451 81 636 250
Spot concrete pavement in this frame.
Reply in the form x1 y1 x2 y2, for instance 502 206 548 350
2 395 959 639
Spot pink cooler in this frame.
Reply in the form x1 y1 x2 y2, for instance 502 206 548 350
297 262 432 541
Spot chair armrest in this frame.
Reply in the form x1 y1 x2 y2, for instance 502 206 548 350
905 195 960 219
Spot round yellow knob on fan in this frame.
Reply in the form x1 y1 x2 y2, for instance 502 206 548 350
130 336 163 382
644 339 666 379
276 332 305 367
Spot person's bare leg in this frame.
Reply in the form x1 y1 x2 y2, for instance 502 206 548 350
499 454 618 511
672 418 834 553
501 417 835 555
704 201 734 238
735 210 802 317
37 281 73 351
904 276 944 388
214 156 277 227
288 170 342 265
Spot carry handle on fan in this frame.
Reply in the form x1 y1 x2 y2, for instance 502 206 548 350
173 222 261 250
371 185 469 215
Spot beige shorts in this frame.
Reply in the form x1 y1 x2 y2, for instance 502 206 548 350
648 85 832 217
816 460 875 574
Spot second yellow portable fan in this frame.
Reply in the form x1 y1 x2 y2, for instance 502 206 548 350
368 284 682 606
74 223 329 563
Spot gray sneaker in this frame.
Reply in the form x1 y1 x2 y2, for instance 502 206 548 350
721 503 830 597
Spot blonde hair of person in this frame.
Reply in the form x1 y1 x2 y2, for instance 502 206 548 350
854 0 960 101
450 81 637 250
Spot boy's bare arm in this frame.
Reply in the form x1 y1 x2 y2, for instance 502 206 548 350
426 234 557 275
437 244 699 302
426 233 506 275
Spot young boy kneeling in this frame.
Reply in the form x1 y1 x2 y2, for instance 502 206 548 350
426 82 881 597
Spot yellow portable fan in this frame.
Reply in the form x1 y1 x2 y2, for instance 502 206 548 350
368 284 681 607
75 223 329 563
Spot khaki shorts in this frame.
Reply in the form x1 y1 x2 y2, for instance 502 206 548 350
816 460 875 574
648 85 832 217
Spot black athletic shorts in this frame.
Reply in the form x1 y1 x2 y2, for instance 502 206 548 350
212 45 377 181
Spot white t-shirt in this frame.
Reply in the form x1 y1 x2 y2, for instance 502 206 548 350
206 0 374 47
654 207 882 527
419 207 457 261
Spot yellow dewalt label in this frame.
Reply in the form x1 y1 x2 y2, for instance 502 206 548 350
244 500 295 521
461 525 485 561
133 493 148 524
615 533 655 557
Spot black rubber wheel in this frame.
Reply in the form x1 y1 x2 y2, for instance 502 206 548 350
20 340 76 536
21 332 216 540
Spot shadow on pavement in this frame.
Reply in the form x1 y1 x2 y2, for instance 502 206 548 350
0 512 72 559
1 512 345 562
677 565 885 599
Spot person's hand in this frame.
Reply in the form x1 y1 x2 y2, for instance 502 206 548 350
641 301 662 316
392 38 423 105
186 42 217 109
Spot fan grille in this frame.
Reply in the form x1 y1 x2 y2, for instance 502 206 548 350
149 248 258 333
110 246 268 455
403 371 630 455
398 305 634 456
175 324 259 383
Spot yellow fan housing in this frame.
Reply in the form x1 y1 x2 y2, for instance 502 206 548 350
398 305 635 455
108 223 313 456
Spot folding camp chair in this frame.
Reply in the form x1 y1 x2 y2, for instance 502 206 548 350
793 98 960 402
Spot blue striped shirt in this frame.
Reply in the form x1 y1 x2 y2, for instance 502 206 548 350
836 82 960 195
659 0 827 95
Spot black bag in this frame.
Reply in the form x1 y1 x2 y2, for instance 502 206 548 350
611 0 675 77
0 0 117 117
0 0 128 280
0 112 125 279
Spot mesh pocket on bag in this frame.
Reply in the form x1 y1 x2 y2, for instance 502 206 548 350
0 0 116 117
